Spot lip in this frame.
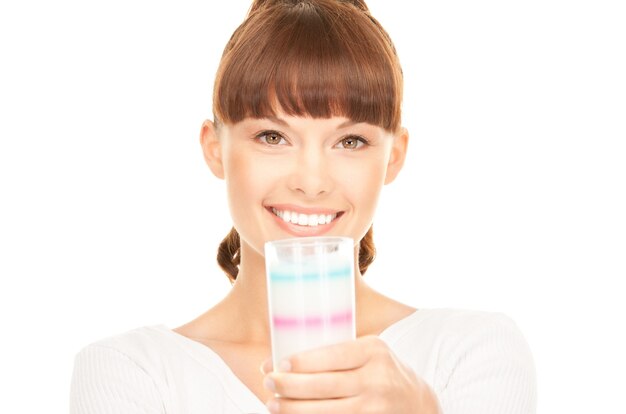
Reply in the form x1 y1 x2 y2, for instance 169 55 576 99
265 204 344 237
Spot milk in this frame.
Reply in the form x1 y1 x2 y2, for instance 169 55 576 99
265 237 356 369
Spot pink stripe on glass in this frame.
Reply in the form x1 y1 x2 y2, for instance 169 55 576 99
272 310 353 329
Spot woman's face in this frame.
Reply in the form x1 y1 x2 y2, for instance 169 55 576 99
201 110 408 257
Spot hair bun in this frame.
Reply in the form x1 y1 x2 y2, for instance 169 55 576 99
249 0 369 15
343 0 369 12
248 0 272 14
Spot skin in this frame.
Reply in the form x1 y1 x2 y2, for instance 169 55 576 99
175 110 441 413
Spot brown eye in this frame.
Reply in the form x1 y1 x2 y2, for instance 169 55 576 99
258 131 286 145
338 135 367 149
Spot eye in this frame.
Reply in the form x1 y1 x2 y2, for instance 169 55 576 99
336 135 368 150
256 130 287 145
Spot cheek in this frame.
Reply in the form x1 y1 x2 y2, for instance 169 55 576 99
338 161 386 242
359 166 386 210
225 151 284 190
225 151 259 206
222 151 268 249
336 156 387 211
223 150 285 221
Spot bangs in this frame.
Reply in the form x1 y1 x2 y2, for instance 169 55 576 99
213 1 403 132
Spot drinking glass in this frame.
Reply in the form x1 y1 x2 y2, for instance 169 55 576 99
265 236 356 371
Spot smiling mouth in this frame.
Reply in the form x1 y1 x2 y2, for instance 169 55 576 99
269 207 343 227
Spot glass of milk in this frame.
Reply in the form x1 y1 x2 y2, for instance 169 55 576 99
264 236 356 371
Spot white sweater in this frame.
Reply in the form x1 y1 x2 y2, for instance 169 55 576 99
70 309 536 413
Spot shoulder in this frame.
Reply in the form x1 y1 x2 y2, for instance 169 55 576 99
79 325 172 353
70 326 173 412
74 325 173 372
71 325 258 412
418 309 535 371
391 308 535 368
72 325 177 381
424 308 528 341
383 308 528 345
388 309 537 413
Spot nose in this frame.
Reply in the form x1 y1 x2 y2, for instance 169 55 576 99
287 148 334 198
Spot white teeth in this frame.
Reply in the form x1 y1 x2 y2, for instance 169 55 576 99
306 214 315 226
298 213 307 225
271 208 338 227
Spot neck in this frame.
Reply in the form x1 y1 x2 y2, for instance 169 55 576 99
218 240 272 343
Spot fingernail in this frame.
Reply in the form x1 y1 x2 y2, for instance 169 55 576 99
263 376 276 392
277 359 291 372
266 399 280 413
260 358 272 374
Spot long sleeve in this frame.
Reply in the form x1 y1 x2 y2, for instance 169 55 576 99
70 344 165 414
435 313 537 414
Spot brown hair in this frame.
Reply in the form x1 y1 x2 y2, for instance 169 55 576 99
213 0 402 282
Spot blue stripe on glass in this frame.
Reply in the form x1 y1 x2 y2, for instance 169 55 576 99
269 267 352 282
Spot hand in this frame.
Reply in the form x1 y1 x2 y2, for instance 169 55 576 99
261 336 442 414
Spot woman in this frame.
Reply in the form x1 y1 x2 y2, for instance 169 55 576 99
70 1 536 413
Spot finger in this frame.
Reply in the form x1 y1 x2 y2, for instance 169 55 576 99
260 358 272 375
261 357 292 374
267 396 360 414
287 335 385 373
266 371 359 399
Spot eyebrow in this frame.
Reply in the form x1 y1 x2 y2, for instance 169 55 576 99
265 116 358 129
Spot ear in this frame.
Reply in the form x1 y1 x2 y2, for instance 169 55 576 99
200 119 225 179
384 127 409 185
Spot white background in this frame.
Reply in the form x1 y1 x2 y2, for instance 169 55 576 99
1 0 624 412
